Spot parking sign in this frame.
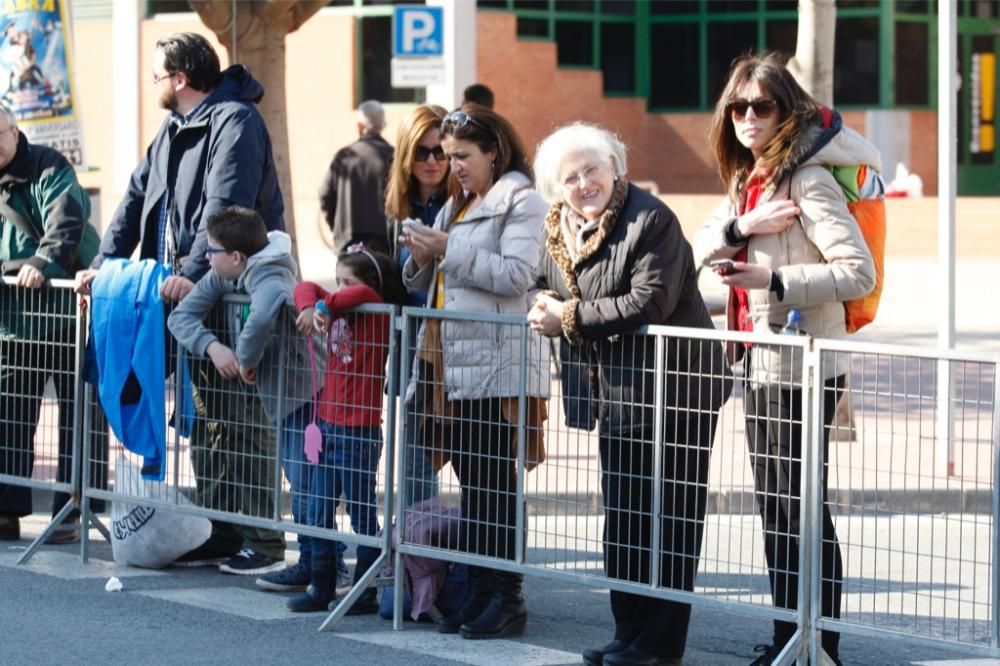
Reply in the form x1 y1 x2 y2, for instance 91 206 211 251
393 5 444 58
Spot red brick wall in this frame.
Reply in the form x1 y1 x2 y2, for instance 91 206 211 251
477 12 941 196
477 12 720 194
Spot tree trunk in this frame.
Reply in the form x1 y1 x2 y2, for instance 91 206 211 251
189 1 326 271
788 0 836 106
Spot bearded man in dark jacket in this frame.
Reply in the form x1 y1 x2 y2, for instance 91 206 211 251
75 33 288 576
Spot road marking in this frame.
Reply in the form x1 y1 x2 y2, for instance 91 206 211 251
339 629 582 665
912 661 1000 665
135 586 296 621
0 549 167 580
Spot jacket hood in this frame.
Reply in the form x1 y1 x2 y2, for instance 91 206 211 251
242 231 296 286
455 170 534 223
792 109 882 172
189 65 264 124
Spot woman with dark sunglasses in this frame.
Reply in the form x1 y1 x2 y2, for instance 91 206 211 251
385 105 450 510
399 104 548 639
694 53 879 666
385 104 450 277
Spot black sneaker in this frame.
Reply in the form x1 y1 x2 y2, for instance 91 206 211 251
749 644 780 666
173 543 238 568
0 514 21 541
219 548 286 576
256 561 310 592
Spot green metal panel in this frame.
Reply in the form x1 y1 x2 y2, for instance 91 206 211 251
879 0 896 106
635 0 650 101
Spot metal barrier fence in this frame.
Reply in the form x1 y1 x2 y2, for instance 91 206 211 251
5 279 996 659
0 278 108 564
393 307 1000 664
79 294 398 631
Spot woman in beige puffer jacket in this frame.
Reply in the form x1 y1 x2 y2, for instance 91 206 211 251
693 53 879 666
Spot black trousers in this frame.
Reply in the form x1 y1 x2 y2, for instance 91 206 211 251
599 410 718 659
744 374 845 658
0 334 108 518
442 398 516 560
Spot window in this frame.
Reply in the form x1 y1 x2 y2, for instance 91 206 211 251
895 21 929 105
834 17 880 105
498 0 935 111
556 20 594 66
601 22 634 93
649 23 700 108
706 21 758 103
517 17 550 38
359 16 421 104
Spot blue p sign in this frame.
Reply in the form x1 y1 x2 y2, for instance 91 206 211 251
393 6 444 57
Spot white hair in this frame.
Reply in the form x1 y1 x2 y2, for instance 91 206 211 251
356 99 386 132
533 122 628 204
0 104 16 129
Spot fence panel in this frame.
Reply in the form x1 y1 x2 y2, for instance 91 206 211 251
0 278 107 560
81 295 398 629
813 340 1000 657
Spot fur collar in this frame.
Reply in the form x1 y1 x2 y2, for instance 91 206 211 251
543 178 629 298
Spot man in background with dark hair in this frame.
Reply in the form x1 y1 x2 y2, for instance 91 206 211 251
462 83 495 109
76 32 288 576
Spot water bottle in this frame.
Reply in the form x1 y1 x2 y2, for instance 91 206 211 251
780 309 801 335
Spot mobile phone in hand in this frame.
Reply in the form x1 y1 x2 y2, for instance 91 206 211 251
401 219 420 233
710 258 740 276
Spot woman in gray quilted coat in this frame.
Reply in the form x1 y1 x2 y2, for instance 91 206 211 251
400 104 548 640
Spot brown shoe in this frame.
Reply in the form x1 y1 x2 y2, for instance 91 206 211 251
46 516 80 544
0 514 20 541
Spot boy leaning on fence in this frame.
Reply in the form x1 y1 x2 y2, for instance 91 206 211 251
167 205 342 581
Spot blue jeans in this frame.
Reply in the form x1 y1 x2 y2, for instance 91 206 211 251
279 404 314 569
280 405 347 569
308 422 382 563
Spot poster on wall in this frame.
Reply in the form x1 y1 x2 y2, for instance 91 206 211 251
0 0 84 168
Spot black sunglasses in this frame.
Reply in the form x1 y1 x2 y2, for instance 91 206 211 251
726 97 779 120
442 111 491 134
414 144 446 162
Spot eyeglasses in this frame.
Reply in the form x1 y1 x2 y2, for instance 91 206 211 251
205 245 229 257
442 111 491 135
562 164 602 189
726 97 779 120
414 144 446 163
152 71 175 85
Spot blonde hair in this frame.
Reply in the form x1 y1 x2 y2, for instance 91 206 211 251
384 104 448 221
533 122 627 205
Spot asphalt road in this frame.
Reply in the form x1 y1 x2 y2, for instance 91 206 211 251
0 515 986 666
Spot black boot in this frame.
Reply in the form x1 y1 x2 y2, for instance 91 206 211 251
459 570 526 639
344 545 380 616
438 566 493 634
287 561 335 613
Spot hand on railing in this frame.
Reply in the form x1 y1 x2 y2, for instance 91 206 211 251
15 264 44 289
206 341 240 379
527 293 564 337
74 268 97 295
160 275 195 302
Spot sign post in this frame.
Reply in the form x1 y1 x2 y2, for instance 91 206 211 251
391 5 445 88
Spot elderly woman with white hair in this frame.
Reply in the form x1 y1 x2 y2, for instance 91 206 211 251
528 123 731 666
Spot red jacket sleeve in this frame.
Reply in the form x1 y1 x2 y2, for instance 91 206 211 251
293 281 329 311
324 284 384 312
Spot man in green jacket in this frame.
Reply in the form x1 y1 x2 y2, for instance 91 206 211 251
0 103 105 543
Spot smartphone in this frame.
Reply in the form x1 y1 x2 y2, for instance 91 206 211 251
400 219 420 233
710 258 740 276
